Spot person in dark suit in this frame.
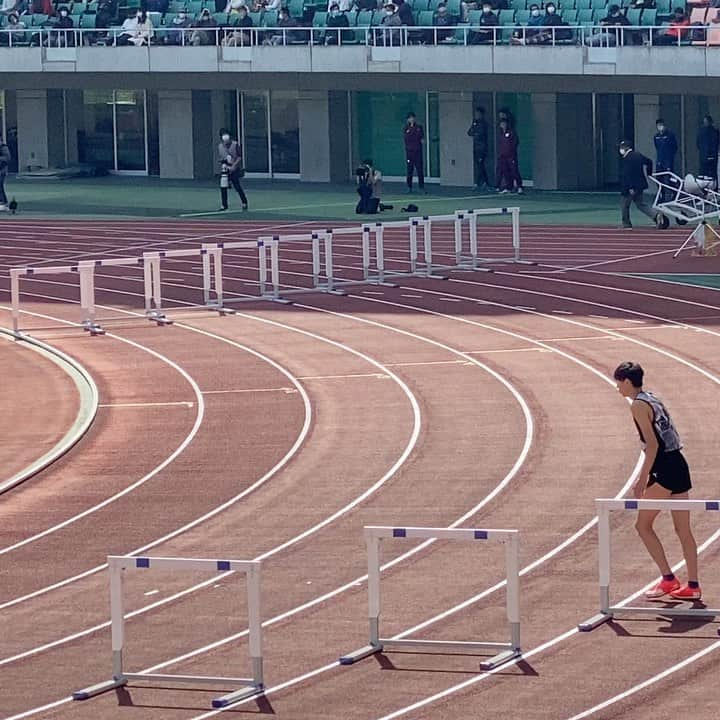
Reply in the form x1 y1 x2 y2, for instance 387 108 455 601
467 106 489 191
696 115 720 183
619 140 662 229
653 118 678 202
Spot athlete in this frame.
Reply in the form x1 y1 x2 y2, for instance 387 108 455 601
613 361 701 601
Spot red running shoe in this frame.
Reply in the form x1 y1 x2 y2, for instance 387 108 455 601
645 578 681 600
669 584 702 601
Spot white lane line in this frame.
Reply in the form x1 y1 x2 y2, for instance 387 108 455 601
400 294 423 299
97 401 194 409
0 314 206 559
551 309 573 315
0 303 312 613
297 372 390 381
562 640 720 720
201 387 297 395
184 296 649 720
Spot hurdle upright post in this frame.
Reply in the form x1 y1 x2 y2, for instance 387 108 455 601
202 247 212 305
361 225 371 280
511 207 521 262
375 224 385 285
598 504 611 615
110 559 125 679
368 533 381 647
10 268 21 335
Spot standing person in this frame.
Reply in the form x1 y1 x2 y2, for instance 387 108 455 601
696 114 719 183
403 112 426 194
618 140 662 229
613 361 700 601
0 136 11 212
467 106 489 192
496 119 523 194
217 128 248 212
653 118 678 202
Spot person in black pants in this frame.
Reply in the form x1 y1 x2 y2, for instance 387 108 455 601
0 137 11 212
217 128 248 211
696 115 719 183
618 140 662 229
467 106 489 191
403 112 426 193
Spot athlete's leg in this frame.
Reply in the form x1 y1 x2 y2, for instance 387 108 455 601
635 481 673 576
670 493 699 583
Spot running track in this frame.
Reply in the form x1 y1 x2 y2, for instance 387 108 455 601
1 218 719 720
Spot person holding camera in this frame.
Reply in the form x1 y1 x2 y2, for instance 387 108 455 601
217 128 248 212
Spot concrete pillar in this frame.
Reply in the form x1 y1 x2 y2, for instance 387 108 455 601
557 93 594 190
634 94 660 161
439 92 474 187
531 94 559 190
156 90 194 179
328 90 350 183
298 91 330 183
16 90 50 171
192 90 215 180
683 95 703 177
64 90 83 166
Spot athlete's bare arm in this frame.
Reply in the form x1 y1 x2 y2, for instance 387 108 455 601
631 399 658 498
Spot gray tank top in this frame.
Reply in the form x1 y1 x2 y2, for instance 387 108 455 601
634 390 682 452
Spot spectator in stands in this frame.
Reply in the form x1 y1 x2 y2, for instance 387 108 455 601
403 111 426 193
223 4 252 44
375 3 402 46
0 11 26 45
618 139 661 229
396 0 414 26
469 2 498 44
431 2 456 43
264 0 282 13
534 2 570 43
496 118 523 194
115 8 153 45
93 0 115 44
267 7 300 44
585 4 632 46
165 8 193 44
653 7 690 44
512 3 544 45
50 6 75 47
0 0 18 15
697 115 720 182
328 0 351 10
467 106 490 191
225 0 247 13
190 7 219 45
0 135 10 212
326 2 351 45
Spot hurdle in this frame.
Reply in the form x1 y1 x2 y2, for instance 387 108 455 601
10 257 149 336
579 499 720 632
339 526 521 671
73 555 263 709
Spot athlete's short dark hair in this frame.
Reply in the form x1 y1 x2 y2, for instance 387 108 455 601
614 361 644 388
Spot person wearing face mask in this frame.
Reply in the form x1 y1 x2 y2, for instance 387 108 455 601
469 2 497 44
50 6 75 47
696 115 720 183
496 118 523 194
512 3 543 45
618 140 663 230
224 4 253 45
403 112 426 193
325 2 350 45
115 9 153 45
586 4 631 47
190 7 218 46
374 3 401 46
534 2 571 44
165 7 193 45
217 128 248 212
0 12 26 46
653 118 678 193
430 2 456 43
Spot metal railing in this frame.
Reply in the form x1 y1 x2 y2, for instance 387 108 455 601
0 24 716 49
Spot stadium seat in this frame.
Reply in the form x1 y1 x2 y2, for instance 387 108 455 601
287 0 304 16
577 7 593 23
71 3 87 15
248 11 264 26
417 9 434 26
355 9 373 25
497 8 515 24
707 11 720 46
575 0 591 9
654 0 671 14
428 0 443 10
31 13 49 25
515 9 530 23
625 7 641 25
444 0 461 15
407 0 430 9
213 12 228 25
641 9 656 26
467 8 482 24
86 0 98 11
562 8 578 24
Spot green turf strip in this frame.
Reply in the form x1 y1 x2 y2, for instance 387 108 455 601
630 274 720 289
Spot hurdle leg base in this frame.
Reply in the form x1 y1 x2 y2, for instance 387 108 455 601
72 677 128 700
217 307 237 316
146 312 173 327
212 684 264 709
265 296 293 305
82 322 106 336
578 612 612 632
339 643 383 665
479 648 520 671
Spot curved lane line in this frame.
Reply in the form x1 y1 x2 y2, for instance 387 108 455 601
0 308 205 558
0 328 99 495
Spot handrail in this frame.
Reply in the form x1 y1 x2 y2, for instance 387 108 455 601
0 23 715 48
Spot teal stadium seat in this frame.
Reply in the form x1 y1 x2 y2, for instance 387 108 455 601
407 0 429 10
355 9 373 25
497 8 515 25
589 0 606 10
71 3 87 15
213 12 228 25
577 7 593 23
625 7 641 25
562 8 577 23
575 0 591 9
417 9 434 26
515 9 530 23
444 0 461 16
641 9 657 26
249 11 264 26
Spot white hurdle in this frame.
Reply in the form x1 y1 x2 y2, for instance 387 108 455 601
339 526 521 671
73 555 264 709
579 498 720 632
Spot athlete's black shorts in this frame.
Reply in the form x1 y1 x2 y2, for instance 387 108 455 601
648 449 692 495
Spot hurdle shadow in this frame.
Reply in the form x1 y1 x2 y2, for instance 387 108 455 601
114 685 275 714
373 652 538 677
607 609 717 638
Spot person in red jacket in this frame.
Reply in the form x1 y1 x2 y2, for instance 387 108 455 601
403 112 426 193
496 119 523 194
